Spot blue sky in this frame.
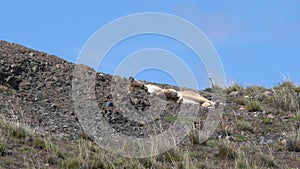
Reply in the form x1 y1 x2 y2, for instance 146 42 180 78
1 1 299 89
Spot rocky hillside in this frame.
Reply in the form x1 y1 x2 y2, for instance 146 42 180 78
0 40 300 168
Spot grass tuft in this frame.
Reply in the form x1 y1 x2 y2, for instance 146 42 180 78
0 138 7 156
286 137 300 152
0 85 16 94
245 101 262 112
259 153 277 168
236 120 253 132
217 141 237 159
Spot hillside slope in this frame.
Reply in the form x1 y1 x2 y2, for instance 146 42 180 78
0 40 300 168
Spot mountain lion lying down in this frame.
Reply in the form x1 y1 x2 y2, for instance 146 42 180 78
144 84 215 108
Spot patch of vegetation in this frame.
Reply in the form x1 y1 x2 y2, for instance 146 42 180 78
286 137 300 152
0 85 16 94
79 132 90 140
0 138 7 156
262 118 274 124
236 120 253 132
2 80 300 168
271 81 300 112
33 136 46 149
259 153 277 168
163 116 177 122
59 158 80 169
217 141 237 159
233 134 249 142
226 83 243 94
11 125 29 139
245 101 262 112
233 97 247 105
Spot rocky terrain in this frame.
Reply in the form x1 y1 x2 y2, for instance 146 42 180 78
0 40 300 168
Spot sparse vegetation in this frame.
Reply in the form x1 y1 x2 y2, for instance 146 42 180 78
0 85 16 94
217 141 237 159
1 81 300 168
0 138 7 156
271 81 300 112
226 83 243 94
233 134 249 142
245 101 262 112
259 153 277 168
287 137 300 152
236 120 253 132
232 97 247 105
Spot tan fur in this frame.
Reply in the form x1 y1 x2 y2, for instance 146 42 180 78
145 84 163 94
140 82 215 108
129 77 144 88
178 91 209 104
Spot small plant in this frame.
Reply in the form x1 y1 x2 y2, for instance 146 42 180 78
0 138 7 156
262 118 273 124
259 154 277 168
233 134 249 142
273 81 296 90
79 132 90 140
33 136 46 149
236 120 253 132
11 126 28 139
188 129 203 145
245 101 261 112
217 141 237 159
295 86 300 93
286 137 300 152
0 85 16 94
233 97 247 105
271 81 300 112
59 158 81 169
47 155 59 165
226 83 243 94
163 116 177 122
235 151 250 169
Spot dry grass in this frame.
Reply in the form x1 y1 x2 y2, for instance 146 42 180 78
1 81 300 168
271 81 300 112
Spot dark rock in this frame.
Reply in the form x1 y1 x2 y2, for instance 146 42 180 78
0 40 207 141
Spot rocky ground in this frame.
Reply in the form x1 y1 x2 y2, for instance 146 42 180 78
0 40 300 168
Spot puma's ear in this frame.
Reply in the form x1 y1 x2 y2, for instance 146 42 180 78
129 77 145 89
129 76 135 82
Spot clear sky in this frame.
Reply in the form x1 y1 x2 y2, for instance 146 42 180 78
1 1 299 89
